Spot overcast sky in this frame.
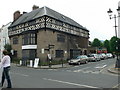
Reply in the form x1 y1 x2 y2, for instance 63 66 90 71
0 0 120 41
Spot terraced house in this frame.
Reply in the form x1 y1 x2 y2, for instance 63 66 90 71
8 5 90 62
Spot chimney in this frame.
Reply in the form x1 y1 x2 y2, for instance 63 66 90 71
32 5 39 10
23 11 27 14
13 11 21 21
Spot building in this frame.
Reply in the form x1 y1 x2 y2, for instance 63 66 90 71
0 22 11 60
8 6 89 62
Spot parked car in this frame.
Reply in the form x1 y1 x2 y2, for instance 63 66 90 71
87 54 100 62
106 53 113 58
98 53 107 60
68 55 89 65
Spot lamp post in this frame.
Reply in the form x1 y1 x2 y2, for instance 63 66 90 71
107 7 120 68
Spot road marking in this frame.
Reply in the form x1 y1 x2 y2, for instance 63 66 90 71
11 72 29 77
73 67 90 72
66 70 72 72
95 65 107 68
43 78 98 88
91 71 100 74
74 66 79 67
112 83 120 88
83 71 93 73
73 70 82 72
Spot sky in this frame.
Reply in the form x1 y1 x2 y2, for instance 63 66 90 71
0 0 120 41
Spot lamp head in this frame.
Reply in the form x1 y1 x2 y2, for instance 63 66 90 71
107 8 113 19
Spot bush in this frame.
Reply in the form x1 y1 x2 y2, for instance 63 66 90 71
11 57 21 64
39 59 68 66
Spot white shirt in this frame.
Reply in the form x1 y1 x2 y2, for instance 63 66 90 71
0 55 11 68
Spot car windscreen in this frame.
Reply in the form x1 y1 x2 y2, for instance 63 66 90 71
87 55 94 57
76 56 82 59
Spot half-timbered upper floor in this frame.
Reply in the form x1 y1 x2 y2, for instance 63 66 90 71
8 6 89 38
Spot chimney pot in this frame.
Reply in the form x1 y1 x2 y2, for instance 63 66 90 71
13 10 21 21
23 11 27 14
32 5 39 10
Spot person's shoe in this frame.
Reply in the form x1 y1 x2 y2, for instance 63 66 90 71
7 87 12 88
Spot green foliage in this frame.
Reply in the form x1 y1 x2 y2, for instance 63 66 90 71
39 60 68 66
110 36 118 52
91 38 103 48
116 38 120 53
91 37 119 53
12 57 21 64
4 44 12 54
103 40 111 53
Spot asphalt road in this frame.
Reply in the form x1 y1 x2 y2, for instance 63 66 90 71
1 58 119 89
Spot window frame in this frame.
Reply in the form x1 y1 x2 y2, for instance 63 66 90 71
22 33 37 45
13 37 18 44
57 34 65 43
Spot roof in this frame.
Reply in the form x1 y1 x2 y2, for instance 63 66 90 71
9 6 88 31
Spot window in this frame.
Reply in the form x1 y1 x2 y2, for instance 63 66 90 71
22 49 36 60
22 33 37 45
57 34 65 42
13 37 18 44
56 50 64 58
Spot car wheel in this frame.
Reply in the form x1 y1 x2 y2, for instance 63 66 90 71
85 61 88 64
78 62 81 65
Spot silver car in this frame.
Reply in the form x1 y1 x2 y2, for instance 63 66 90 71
87 54 100 62
106 53 113 58
68 55 89 65
98 53 107 60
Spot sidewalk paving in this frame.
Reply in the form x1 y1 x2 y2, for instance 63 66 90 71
107 64 120 75
14 63 72 69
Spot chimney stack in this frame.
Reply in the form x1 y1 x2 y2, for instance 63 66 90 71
23 11 27 14
13 11 21 21
32 5 39 10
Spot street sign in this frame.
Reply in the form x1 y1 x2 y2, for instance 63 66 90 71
34 58 39 68
47 54 51 59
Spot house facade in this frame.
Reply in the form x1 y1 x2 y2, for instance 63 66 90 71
8 6 89 62
0 22 11 60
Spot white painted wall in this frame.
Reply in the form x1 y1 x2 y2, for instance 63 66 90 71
0 22 11 60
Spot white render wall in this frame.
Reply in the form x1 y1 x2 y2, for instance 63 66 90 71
118 1 120 38
0 22 11 60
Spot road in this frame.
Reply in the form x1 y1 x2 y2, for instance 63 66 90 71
1 58 119 89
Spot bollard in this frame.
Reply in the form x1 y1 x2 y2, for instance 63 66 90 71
30 60 33 67
20 60 22 66
34 58 39 68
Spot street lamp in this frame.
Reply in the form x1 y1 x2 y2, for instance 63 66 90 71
107 7 120 68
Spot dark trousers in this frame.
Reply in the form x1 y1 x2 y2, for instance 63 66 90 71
1 66 12 88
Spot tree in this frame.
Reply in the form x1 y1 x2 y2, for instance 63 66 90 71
4 44 12 55
91 38 103 48
110 36 118 52
103 40 111 53
116 38 120 53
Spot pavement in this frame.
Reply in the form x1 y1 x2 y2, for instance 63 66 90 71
107 64 120 75
14 63 72 69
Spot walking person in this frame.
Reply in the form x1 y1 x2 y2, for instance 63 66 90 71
0 50 12 88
